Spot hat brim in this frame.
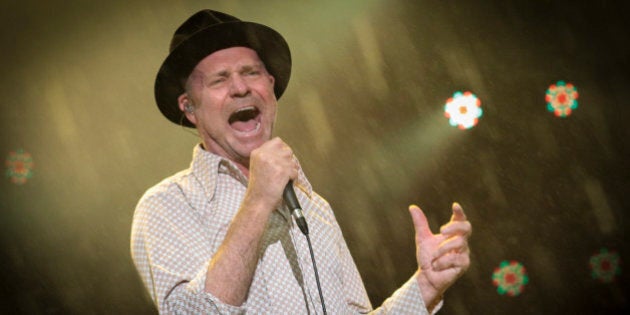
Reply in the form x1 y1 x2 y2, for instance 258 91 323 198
154 21 291 127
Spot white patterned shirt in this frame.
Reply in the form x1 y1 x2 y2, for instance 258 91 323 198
131 144 432 314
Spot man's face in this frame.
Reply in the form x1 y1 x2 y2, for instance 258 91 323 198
180 47 277 167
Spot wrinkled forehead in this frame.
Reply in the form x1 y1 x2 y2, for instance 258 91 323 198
197 47 265 74
184 46 266 87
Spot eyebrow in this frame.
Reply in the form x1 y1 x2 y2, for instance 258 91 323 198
240 64 262 72
213 63 264 76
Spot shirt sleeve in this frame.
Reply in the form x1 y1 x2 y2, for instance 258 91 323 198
130 186 244 314
337 237 438 314
325 201 439 314
373 275 443 314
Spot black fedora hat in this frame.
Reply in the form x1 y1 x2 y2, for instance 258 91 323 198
154 9 292 127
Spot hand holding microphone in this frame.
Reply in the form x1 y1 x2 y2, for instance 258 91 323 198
246 137 298 210
246 137 308 234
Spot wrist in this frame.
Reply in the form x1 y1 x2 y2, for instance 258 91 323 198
242 188 278 215
415 270 443 312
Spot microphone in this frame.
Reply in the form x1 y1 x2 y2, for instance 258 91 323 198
283 180 309 235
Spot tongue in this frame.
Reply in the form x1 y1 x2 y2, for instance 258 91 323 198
231 119 258 132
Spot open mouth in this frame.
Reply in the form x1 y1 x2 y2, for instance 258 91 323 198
228 106 261 133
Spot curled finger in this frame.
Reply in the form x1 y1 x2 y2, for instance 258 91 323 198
434 235 468 259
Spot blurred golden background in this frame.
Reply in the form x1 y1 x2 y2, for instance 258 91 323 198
1 0 628 313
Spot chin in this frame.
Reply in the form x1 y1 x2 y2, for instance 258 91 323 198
237 139 266 156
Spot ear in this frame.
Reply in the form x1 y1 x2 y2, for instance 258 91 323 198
267 74 276 98
177 93 197 126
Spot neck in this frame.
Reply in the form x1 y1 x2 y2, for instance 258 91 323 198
199 142 251 178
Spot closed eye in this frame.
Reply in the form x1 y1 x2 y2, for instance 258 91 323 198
208 76 227 86
242 64 263 77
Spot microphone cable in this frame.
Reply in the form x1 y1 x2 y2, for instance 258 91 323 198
284 182 327 315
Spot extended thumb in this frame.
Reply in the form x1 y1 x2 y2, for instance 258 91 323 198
409 205 433 241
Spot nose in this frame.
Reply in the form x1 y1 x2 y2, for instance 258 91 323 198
229 74 250 97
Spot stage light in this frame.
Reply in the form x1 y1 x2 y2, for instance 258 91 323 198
444 91 483 129
589 248 621 283
546 80 579 117
492 260 529 296
5 149 34 185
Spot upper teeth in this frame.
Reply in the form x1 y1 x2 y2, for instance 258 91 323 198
235 106 255 113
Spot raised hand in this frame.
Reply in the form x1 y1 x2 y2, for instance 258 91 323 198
409 203 472 309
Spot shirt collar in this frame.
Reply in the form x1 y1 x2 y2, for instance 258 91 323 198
190 144 223 202
293 158 313 199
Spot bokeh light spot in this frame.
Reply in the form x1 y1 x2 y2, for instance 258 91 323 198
444 91 483 129
5 149 34 185
546 80 579 117
589 248 621 283
492 260 529 296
